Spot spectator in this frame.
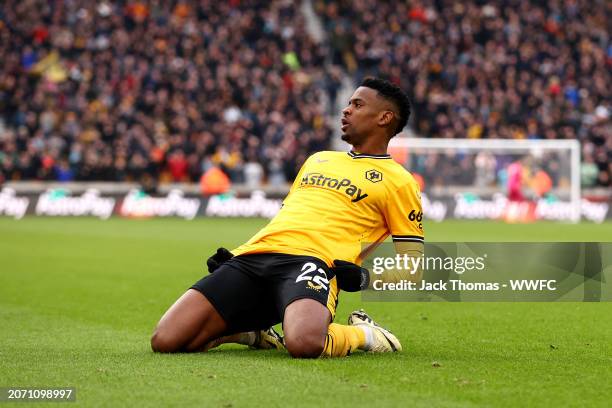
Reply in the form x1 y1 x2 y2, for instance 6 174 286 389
244 155 264 188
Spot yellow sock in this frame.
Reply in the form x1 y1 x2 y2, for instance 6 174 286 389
321 323 366 357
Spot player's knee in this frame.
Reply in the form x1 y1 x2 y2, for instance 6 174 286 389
150 329 181 353
285 333 325 358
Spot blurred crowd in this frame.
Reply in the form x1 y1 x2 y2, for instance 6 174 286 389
0 0 610 189
317 0 610 187
409 150 567 199
0 0 338 187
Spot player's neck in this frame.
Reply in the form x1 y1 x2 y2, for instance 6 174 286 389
351 139 388 156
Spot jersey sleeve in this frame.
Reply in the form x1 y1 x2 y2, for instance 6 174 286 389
379 180 424 283
383 181 424 244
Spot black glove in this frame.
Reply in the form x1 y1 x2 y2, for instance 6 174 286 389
206 247 234 273
331 260 370 292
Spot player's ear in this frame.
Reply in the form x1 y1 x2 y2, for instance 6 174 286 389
378 110 395 128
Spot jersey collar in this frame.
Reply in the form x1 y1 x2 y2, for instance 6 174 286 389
348 151 392 159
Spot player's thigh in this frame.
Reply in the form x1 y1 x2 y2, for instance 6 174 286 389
275 256 339 323
151 288 226 352
277 257 340 357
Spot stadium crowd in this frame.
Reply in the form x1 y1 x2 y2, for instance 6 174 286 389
0 0 338 187
317 0 610 188
0 0 610 189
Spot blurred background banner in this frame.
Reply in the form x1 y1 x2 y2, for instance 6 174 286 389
0 183 608 222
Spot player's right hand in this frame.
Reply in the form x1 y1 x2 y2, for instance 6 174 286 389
331 260 370 292
206 247 234 273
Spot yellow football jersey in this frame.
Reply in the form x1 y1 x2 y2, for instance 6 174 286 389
232 150 424 266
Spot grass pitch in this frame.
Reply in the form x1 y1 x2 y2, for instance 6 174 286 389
1 217 611 407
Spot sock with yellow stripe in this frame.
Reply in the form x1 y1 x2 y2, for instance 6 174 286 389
321 323 367 357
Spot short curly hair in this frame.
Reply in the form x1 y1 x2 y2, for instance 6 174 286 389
361 77 411 136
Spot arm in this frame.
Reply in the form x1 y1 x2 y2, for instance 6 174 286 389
382 181 425 283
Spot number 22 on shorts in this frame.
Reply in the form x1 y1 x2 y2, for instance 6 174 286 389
296 262 329 290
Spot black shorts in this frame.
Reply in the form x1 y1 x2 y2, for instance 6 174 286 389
190 253 339 334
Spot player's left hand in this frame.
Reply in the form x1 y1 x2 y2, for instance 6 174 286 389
331 260 370 292
206 247 234 273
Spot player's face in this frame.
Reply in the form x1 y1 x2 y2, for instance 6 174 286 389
340 87 385 146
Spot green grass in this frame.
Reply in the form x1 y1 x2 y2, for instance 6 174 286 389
1 218 611 407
